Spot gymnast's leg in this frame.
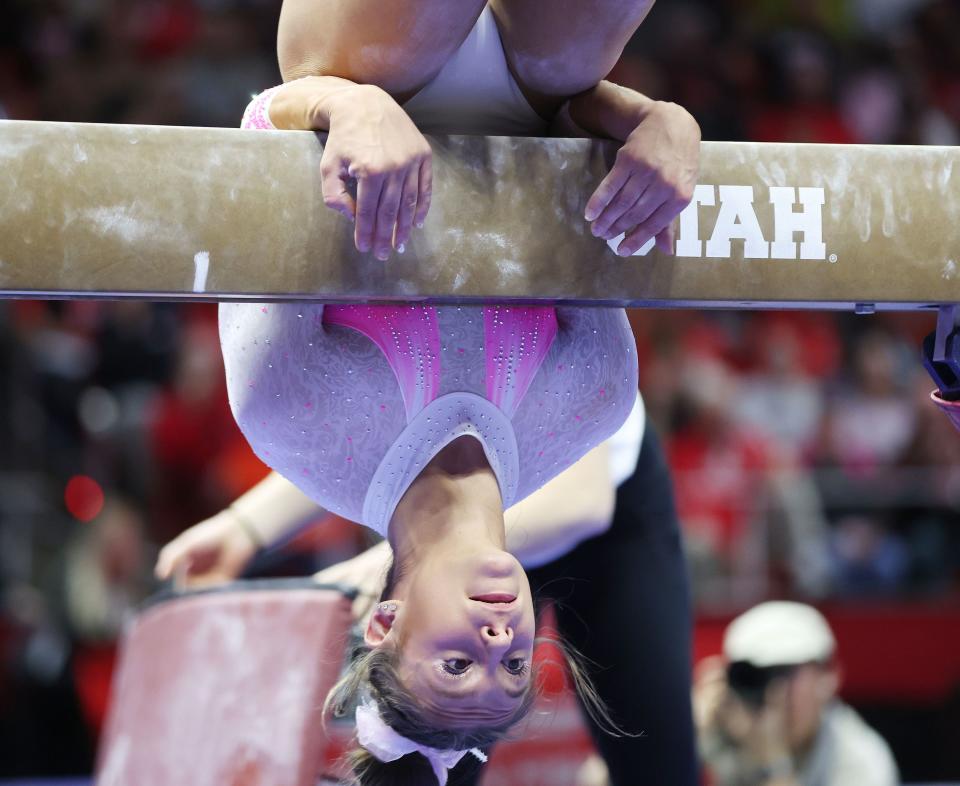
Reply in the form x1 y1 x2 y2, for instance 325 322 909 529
277 0 487 96
491 0 655 112
530 425 698 785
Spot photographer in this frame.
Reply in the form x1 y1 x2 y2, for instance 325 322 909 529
694 602 898 786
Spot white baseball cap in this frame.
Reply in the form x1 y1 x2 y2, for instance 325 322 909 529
724 601 836 667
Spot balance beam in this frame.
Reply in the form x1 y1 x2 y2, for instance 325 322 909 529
1 119 958 309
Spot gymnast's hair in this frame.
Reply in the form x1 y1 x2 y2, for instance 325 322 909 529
323 558 621 786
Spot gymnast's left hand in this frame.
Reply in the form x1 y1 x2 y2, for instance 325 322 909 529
585 101 700 256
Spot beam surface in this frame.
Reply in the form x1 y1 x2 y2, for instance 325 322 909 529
1 119 958 308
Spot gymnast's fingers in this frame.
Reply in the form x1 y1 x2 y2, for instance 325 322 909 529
394 166 420 252
603 188 660 241
319 150 356 221
374 174 404 261
656 222 677 254
415 155 433 229
353 171 384 254
154 542 179 580
590 172 651 240
584 161 631 223
155 536 194 582
647 191 688 253
617 201 678 257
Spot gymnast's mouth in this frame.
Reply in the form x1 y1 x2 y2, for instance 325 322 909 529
469 593 518 604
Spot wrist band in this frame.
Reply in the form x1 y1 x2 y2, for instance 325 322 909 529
241 77 315 131
229 506 265 550
241 84 285 130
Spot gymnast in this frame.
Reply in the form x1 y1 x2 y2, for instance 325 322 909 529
163 1 700 783
158 412 699 786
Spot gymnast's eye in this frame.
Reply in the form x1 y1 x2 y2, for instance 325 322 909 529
442 658 471 676
504 657 528 676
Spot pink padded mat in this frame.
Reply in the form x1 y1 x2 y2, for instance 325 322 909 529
96 583 353 786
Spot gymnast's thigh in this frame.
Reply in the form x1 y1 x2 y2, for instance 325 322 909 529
490 0 654 100
277 0 488 95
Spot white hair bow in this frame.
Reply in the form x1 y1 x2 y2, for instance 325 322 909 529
355 698 488 786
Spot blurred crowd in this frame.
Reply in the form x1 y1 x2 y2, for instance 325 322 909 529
4 0 960 143
1 0 960 779
634 309 960 605
617 0 960 147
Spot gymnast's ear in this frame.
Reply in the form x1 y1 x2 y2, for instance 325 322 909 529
364 600 402 647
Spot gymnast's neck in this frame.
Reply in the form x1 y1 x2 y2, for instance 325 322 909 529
388 435 506 566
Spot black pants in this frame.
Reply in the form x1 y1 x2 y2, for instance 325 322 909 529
451 426 699 785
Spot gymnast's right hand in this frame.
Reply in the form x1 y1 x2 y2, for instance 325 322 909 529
154 509 258 589
269 77 433 260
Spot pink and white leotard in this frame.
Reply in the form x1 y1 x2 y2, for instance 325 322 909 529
220 6 639 538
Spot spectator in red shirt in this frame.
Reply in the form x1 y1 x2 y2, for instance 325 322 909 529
668 358 831 598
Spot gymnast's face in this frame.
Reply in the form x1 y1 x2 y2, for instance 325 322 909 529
377 548 536 726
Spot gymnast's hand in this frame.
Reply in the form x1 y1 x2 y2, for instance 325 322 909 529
154 509 258 589
585 100 700 256
322 84 433 260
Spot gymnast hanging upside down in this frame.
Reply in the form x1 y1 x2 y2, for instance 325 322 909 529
188 1 700 784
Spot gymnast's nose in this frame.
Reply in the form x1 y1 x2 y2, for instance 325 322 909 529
481 622 513 647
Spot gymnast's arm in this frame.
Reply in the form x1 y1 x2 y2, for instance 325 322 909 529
503 442 615 567
154 471 322 587
555 80 701 256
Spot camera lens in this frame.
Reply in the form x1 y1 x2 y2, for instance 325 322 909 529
727 661 796 707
